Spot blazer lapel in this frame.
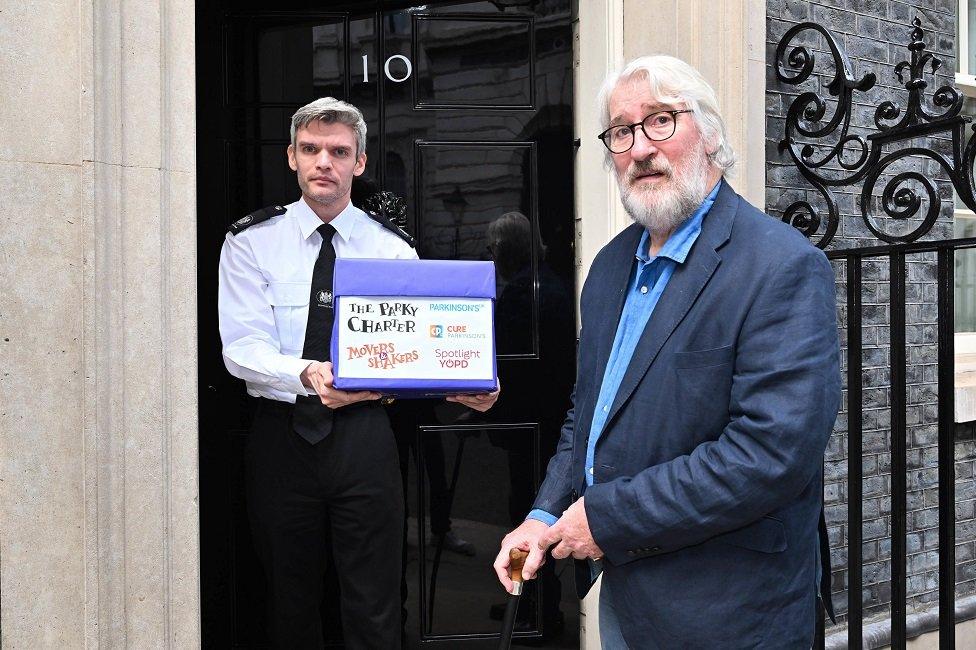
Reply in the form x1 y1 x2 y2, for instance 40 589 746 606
592 224 644 386
605 181 738 425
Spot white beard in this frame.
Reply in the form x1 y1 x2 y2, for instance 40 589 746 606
618 144 712 237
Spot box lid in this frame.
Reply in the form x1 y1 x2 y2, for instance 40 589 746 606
334 258 496 298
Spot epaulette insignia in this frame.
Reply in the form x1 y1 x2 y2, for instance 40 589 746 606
228 204 287 235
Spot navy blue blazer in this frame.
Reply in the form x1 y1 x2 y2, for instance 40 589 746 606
532 181 841 648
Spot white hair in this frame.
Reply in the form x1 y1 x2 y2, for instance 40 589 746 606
597 55 736 173
290 97 367 155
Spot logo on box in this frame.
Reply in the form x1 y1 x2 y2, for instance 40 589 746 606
435 348 482 369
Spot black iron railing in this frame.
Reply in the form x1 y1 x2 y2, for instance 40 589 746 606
816 237 976 649
774 15 976 648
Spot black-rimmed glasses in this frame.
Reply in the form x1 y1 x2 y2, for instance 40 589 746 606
597 109 693 154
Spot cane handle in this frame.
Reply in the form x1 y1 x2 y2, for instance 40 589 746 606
509 549 528 583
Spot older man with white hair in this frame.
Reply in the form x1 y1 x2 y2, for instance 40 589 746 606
494 55 841 647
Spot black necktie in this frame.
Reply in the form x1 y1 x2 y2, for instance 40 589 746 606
292 223 337 444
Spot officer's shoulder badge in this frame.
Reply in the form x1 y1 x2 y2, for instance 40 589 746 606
227 205 288 235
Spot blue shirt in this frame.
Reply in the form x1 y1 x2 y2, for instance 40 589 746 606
528 182 721 526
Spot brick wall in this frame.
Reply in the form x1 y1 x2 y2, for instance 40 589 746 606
765 0 973 630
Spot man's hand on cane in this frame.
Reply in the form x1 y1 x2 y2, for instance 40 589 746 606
495 498 604 594
538 498 604 561
493 518 550 594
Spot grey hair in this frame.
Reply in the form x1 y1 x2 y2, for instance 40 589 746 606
487 211 547 257
290 97 367 155
597 55 736 173
486 211 545 280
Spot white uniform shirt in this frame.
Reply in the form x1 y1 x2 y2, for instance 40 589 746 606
218 197 419 402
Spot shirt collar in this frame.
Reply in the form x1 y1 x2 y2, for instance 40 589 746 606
295 196 363 243
635 180 722 266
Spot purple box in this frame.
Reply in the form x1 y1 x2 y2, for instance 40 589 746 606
330 258 498 398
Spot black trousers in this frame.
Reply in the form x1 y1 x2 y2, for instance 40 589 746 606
246 398 404 649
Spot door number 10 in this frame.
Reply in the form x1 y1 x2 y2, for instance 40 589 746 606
362 54 413 83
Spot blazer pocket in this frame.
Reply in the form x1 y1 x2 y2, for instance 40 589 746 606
672 344 734 369
713 516 788 554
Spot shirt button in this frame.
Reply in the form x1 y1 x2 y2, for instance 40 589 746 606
603 405 609 412
588 467 594 475
640 286 648 294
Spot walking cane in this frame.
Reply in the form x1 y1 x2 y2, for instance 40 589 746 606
498 548 528 650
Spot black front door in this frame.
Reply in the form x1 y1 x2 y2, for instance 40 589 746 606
197 1 577 646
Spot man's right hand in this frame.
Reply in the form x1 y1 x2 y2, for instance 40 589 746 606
301 360 380 409
493 518 551 593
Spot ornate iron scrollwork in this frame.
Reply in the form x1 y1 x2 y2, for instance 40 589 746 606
775 17 976 248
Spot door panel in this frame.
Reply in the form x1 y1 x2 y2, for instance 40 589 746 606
223 16 349 107
416 142 540 357
416 143 534 259
197 2 576 646
413 15 534 109
416 424 541 638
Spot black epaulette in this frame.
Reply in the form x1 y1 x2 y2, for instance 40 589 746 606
227 204 287 235
367 210 416 248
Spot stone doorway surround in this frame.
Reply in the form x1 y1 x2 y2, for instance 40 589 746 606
0 0 198 647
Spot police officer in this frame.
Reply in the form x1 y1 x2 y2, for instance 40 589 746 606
218 97 497 648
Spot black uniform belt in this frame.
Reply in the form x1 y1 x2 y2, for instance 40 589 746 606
255 395 377 415
255 396 295 414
